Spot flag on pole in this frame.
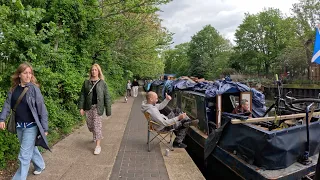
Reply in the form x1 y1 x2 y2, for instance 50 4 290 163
311 25 320 64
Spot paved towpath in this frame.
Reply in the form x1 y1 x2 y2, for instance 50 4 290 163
109 92 169 180
26 89 204 180
28 96 134 180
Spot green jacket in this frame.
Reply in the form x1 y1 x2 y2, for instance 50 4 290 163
78 79 111 116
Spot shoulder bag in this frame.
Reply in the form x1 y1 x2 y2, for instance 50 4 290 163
7 87 29 133
87 79 100 96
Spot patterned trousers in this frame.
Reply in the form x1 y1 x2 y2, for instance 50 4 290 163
85 105 103 141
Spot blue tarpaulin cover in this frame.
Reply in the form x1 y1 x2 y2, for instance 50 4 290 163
152 78 266 117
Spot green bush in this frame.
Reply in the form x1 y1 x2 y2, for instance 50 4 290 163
0 89 19 168
0 63 128 169
0 131 19 168
0 0 166 170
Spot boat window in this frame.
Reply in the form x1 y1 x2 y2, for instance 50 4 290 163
172 93 177 107
240 92 252 111
206 100 216 123
159 86 163 99
229 95 239 108
181 95 197 118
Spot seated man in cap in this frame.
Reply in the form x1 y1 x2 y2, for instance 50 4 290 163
141 91 198 148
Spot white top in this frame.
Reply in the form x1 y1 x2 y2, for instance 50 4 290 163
127 83 131 89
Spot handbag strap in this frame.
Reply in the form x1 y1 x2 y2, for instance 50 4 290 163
13 87 29 111
87 79 100 96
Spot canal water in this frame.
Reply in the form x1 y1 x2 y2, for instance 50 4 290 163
184 135 243 180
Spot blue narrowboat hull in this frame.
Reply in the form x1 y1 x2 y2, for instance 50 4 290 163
212 145 317 180
186 129 317 180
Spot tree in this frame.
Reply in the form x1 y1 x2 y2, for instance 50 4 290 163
291 0 320 79
234 8 296 76
188 25 231 79
164 42 190 76
0 0 172 170
292 0 320 37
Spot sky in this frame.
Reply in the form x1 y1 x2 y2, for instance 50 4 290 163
158 0 300 46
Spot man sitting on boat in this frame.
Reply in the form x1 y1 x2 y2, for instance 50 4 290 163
232 99 252 117
141 91 199 148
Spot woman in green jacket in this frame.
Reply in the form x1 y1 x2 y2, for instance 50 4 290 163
79 64 111 155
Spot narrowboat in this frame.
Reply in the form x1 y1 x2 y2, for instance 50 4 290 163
148 78 320 180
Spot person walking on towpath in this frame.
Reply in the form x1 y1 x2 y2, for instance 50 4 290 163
0 62 50 180
79 63 111 155
132 79 139 97
126 80 132 97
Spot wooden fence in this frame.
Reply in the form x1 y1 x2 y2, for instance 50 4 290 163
310 63 320 81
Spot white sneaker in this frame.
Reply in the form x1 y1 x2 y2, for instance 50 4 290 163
33 167 45 175
94 146 101 155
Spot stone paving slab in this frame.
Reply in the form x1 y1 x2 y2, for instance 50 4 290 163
160 143 205 180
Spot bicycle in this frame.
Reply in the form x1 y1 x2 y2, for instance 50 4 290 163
262 75 320 165
263 74 320 116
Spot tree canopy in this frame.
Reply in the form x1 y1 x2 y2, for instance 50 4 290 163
164 0 320 81
0 0 171 169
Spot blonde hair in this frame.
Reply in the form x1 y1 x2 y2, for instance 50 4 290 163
11 62 39 91
89 63 104 80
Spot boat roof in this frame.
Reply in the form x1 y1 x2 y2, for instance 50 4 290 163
152 78 253 97
181 90 206 97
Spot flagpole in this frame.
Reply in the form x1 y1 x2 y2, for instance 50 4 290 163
305 38 312 80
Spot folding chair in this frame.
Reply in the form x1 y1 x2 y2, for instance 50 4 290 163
143 112 174 152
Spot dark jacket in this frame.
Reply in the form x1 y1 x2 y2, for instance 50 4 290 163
78 79 111 116
132 81 139 87
0 83 50 150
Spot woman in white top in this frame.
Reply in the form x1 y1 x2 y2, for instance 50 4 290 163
126 80 131 97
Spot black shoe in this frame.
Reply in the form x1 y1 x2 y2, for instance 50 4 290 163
173 142 187 148
183 119 199 128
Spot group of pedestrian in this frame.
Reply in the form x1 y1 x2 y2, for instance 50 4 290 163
126 79 139 98
0 62 111 180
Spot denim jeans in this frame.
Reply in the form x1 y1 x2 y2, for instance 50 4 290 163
13 126 45 180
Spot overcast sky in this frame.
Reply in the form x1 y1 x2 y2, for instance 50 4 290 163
158 0 299 46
